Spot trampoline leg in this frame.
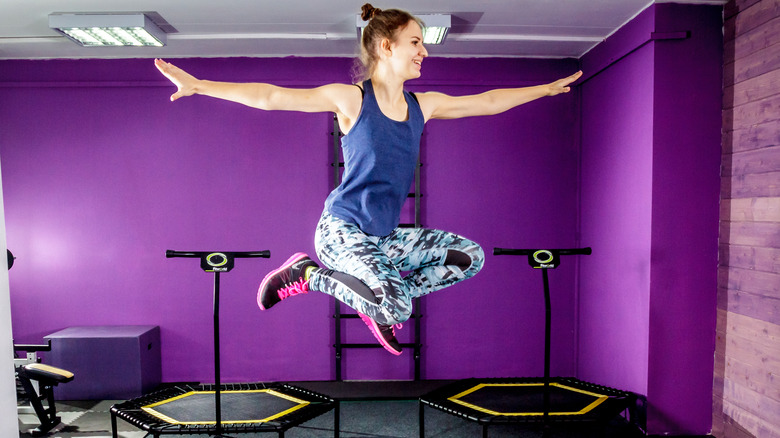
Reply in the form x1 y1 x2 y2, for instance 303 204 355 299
419 401 425 438
334 401 340 438
110 412 117 438
482 423 488 438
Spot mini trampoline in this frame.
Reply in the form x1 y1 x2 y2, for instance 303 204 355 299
419 377 638 436
110 251 337 437
419 247 643 437
110 382 336 437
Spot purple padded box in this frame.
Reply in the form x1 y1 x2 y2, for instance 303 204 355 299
45 325 161 400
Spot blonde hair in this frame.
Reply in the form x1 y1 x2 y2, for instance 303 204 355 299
354 3 422 82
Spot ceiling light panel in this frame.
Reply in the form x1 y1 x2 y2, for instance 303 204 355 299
49 13 166 47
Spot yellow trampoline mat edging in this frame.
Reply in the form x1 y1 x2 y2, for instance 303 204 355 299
140 389 311 425
447 382 609 417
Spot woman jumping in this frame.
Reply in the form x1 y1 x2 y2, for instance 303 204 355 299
154 3 581 355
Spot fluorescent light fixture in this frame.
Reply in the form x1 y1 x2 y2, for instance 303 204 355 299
356 13 451 45
49 13 166 47
420 15 451 45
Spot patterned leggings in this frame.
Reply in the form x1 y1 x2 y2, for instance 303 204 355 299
310 211 485 326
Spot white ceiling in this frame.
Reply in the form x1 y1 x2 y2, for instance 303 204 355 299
0 0 725 60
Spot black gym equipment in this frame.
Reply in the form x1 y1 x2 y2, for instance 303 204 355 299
12 250 75 436
110 250 336 438
419 247 642 437
14 341 75 436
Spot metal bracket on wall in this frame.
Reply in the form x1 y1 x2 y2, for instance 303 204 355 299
650 31 690 41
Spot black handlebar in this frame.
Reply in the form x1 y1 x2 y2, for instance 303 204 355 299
493 247 591 256
166 250 270 259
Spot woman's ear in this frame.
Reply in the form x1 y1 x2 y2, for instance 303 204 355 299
379 38 393 57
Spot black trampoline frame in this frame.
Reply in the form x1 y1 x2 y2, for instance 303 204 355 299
418 247 644 437
419 376 641 437
110 382 336 437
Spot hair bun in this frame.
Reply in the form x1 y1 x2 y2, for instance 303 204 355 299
360 3 381 21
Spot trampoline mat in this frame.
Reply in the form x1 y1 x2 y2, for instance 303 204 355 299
143 389 310 424
111 383 335 435
452 382 608 416
421 377 637 425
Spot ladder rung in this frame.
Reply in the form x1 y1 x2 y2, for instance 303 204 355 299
334 313 422 319
337 343 421 349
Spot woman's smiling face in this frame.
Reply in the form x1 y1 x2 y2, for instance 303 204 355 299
386 20 428 79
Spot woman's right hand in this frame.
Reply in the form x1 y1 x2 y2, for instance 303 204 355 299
151 59 359 120
154 59 198 102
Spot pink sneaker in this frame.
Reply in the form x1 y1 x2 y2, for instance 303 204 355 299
257 253 318 310
358 313 403 355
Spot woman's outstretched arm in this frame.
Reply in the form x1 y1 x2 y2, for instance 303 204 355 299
154 59 360 116
417 70 582 121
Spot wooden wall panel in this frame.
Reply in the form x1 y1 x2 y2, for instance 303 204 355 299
725 0 770 21
722 145 780 176
723 94 780 132
716 1 780 436
715 309 780 437
720 221 780 248
724 69 780 110
718 244 780 272
722 171 780 198
725 0 780 39
724 16 780 62
723 94 780 131
721 198 780 222
717 287 780 326
723 121 780 154
723 30 780 85
719 266 780 297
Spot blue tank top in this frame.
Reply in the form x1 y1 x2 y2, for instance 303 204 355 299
324 80 424 236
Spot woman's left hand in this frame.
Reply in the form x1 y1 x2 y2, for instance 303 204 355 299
547 71 583 96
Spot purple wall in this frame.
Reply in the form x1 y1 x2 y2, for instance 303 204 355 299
579 35 654 396
578 4 722 435
648 5 722 434
1 56 580 383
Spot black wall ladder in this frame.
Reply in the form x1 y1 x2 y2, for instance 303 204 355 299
329 114 424 381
